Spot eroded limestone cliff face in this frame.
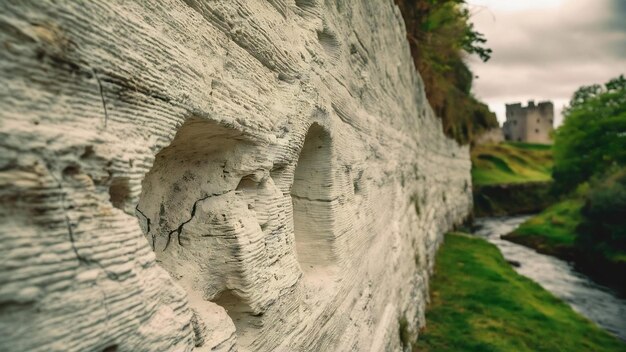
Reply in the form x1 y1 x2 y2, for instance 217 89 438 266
0 1 471 351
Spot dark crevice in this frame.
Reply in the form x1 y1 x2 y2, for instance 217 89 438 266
190 310 207 347
352 31 371 57
295 0 316 9
290 193 337 203
64 213 86 264
109 177 131 211
162 190 234 251
135 206 153 249
135 205 151 234
100 72 172 105
93 68 108 128
102 344 118 352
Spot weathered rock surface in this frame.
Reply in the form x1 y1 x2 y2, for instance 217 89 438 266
0 1 471 351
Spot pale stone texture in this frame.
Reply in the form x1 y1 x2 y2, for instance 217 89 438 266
475 128 504 145
0 1 471 351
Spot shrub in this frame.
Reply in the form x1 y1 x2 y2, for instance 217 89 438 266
577 168 626 253
553 75 626 193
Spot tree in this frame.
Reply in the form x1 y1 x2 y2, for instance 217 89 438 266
552 75 626 193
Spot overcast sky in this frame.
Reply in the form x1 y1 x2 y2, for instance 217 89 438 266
465 0 626 126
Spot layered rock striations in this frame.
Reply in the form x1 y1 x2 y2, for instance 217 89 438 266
0 1 471 351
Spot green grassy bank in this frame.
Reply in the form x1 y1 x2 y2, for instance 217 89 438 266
503 198 626 295
471 142 553 186
415 233 625 352
503 199 583 260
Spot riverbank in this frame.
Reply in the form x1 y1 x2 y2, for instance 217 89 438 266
503 199 626 296
415 233 626 351
471 142 556 217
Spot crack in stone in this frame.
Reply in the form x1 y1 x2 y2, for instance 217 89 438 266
290 193 338 203
135 205 151 233
92 68 109 128
49 170 87 264
135 205 154 249
64 213 86 263
162 189 235 251
49 169 121 281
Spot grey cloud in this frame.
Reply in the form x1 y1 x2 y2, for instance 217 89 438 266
467 0 626 124
483 1 626 65
608 0 626 30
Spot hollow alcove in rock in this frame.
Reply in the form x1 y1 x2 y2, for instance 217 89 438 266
134 117 273 349
291 123 338 279
109 177 131 212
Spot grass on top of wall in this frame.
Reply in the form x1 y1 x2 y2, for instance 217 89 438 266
414 233 625 352
471 142 553 186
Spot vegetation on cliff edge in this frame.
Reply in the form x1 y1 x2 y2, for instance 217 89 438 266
415 233 626 352
395 0 498 144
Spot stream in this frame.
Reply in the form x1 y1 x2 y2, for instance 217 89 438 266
474 216 626 341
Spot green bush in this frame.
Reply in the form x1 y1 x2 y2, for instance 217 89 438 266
578 168 626 255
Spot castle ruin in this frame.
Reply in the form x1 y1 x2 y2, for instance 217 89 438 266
503 101 554 144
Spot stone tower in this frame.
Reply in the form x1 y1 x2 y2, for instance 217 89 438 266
503 101 554 144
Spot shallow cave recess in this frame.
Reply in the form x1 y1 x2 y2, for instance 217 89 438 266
133 118 274 346
131 118 340 347
290 123 338 280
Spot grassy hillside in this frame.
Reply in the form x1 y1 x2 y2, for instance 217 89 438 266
471 142 553 186
414 233 626 352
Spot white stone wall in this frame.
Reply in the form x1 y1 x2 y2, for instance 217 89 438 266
475 128 504 145
0 1 472 351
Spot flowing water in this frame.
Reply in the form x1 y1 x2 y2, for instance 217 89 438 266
474 216 626 341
